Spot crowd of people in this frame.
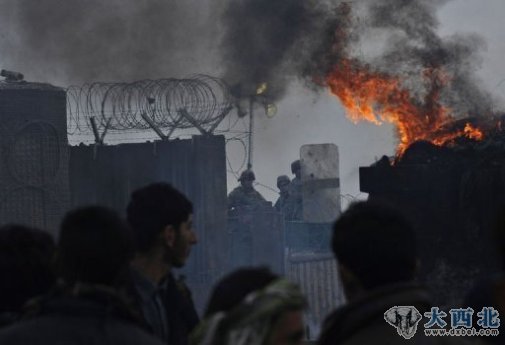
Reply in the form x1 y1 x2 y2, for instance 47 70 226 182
0 181 503 344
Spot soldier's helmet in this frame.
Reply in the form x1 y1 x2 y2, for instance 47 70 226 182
277 175 290 188
291 160 301 174
238 170 255 182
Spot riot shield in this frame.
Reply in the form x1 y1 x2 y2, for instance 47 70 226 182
301 144 341 223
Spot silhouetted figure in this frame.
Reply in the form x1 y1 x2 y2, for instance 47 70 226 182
289 160 303 220
191 267 305 345
464 207 505 344
275 175 297 220
0 225 55 327
0 206 163 345
127 182 199 345
228 170 267 212
318 201 464 345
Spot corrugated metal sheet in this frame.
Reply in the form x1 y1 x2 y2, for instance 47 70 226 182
227 209 285 274
286 251 345 328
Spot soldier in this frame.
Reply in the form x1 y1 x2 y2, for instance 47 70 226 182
228 170 267 212
274 175 291 212
289 160 303 220
275 174 300 220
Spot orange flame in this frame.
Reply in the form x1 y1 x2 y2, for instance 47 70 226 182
326 59 484 155
323 3 485 156
464 123 483 141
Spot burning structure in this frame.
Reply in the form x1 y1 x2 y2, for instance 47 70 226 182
219 4 503 303
313 3 505 302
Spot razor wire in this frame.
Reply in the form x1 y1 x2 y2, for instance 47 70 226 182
66 75 235 135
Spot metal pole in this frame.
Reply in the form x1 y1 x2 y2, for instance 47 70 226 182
247 97 254 169
89 117 101 144
141 112 167 140
178 108 208 135
99 117 112 143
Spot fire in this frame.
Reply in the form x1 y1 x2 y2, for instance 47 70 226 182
325 58 487 155
323 3 485 156
464 123 483 140
326 58 461 155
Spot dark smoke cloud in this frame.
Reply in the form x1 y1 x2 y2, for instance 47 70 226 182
1 0 496 119
365 0 493 117
220 0 495 117
219 0 328 101
0 0 219 84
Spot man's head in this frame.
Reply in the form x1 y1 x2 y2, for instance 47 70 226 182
238 170 255 190
202 267 305 345
126 182 197 268
291 160 301 179
277 175 290 194
57 206 133 286
0 225 55 313
332 201 417 297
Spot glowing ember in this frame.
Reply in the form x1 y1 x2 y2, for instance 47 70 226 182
464 123 483 141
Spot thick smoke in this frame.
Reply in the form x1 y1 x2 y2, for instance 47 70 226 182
0 0 496 120
221 0 494 118
219 0 328 101
0 0 219 84
365 0 493 117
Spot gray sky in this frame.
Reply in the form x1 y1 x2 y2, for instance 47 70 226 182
1 0 504 206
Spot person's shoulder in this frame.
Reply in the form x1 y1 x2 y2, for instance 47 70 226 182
252 189 266 199
228 186 244 196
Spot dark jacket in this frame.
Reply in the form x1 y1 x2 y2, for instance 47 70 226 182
163 273 200 345
0 287 164 345
129 270 200 345
318 283 468 345
227 185 267 211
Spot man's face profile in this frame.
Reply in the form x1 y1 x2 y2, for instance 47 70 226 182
170 214 197 268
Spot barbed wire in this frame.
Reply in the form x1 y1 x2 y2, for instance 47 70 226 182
226 137 248 178
66 75 235 135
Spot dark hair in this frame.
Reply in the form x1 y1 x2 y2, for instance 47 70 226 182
332 201 417 290
0 225 55 313
205 267 278 316
58 206 133 286
126 182 193 253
